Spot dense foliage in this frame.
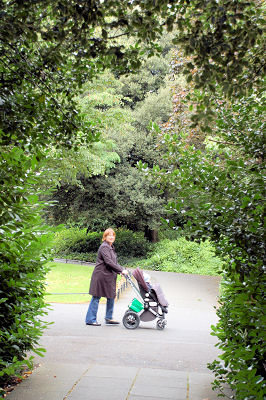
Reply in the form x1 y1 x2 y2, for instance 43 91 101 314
155 95 265 397
52 226 221 275
52 227 151 263
157 125 265 396
209 270 265 399
136 238 223 275
149 16 265 400
46 46 173 234
0 149 50 388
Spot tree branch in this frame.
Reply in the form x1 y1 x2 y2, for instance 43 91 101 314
208 138 239 146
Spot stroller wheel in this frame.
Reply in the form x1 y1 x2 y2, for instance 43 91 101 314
156 318 166 330
123 311 140 329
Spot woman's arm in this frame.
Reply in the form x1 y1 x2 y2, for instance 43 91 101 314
100 246 123 274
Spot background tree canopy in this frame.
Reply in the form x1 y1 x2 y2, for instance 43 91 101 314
45 39 173 234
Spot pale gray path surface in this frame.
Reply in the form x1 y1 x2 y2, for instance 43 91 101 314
6 271 233 400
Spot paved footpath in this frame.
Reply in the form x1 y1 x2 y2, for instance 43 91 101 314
6 271 233 400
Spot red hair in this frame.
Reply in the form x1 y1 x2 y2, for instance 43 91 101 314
102 228 116 242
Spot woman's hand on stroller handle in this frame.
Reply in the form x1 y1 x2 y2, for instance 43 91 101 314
121 269 129 276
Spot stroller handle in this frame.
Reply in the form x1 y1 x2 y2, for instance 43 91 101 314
123 272 144 303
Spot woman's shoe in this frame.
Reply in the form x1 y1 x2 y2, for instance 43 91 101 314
105 319 120 324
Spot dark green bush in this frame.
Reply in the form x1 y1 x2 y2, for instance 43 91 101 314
52 227 88 255
114 230 151 258
0 149 51 393
68 232 102 253
0 256 48 387
208 271 265 399
53 228 151 260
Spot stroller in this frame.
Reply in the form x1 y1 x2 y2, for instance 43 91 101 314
123 268 169 330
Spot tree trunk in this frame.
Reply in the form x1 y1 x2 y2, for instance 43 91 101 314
144 227 159 243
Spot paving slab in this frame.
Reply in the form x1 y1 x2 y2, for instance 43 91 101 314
129 384 187 399
4 389 67 400
5 271 233 400
83 364 138 379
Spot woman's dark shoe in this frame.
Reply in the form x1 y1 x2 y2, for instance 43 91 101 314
105 319 120 324
86 322 101 326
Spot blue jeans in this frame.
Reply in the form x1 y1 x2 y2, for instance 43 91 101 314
85 296 114 324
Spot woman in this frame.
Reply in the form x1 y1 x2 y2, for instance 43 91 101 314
85 228 128 326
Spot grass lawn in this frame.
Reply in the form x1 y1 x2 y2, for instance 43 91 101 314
44 262 94 303
44 262 121 304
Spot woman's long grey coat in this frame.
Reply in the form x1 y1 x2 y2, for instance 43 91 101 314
89 241 123 299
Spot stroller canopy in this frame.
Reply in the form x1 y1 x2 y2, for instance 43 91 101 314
132 268 169 308
132 267 149 292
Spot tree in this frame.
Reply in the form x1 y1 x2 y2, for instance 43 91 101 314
171 0 265 95
45 51 174 237
118 54 171 107
147 1 265 395
47 78 168 235
161 90 265 399
133 85 173 133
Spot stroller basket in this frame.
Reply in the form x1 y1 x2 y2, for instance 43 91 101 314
129 298 144 313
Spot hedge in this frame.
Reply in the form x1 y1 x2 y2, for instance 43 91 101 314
52 228 151 260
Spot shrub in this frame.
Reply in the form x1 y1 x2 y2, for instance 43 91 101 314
208 271 265 399
52 228 151 261
114 230 151 258
68 232 102 254
0 228 51 390
52 227 88 255
136 237 223 275
0 149 51 392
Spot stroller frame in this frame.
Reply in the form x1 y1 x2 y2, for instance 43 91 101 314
123 271 167 330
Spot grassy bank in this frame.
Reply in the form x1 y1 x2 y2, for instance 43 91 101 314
44 262 123 303
44 262 94 303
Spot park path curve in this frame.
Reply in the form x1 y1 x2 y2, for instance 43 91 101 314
6 271 233 400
